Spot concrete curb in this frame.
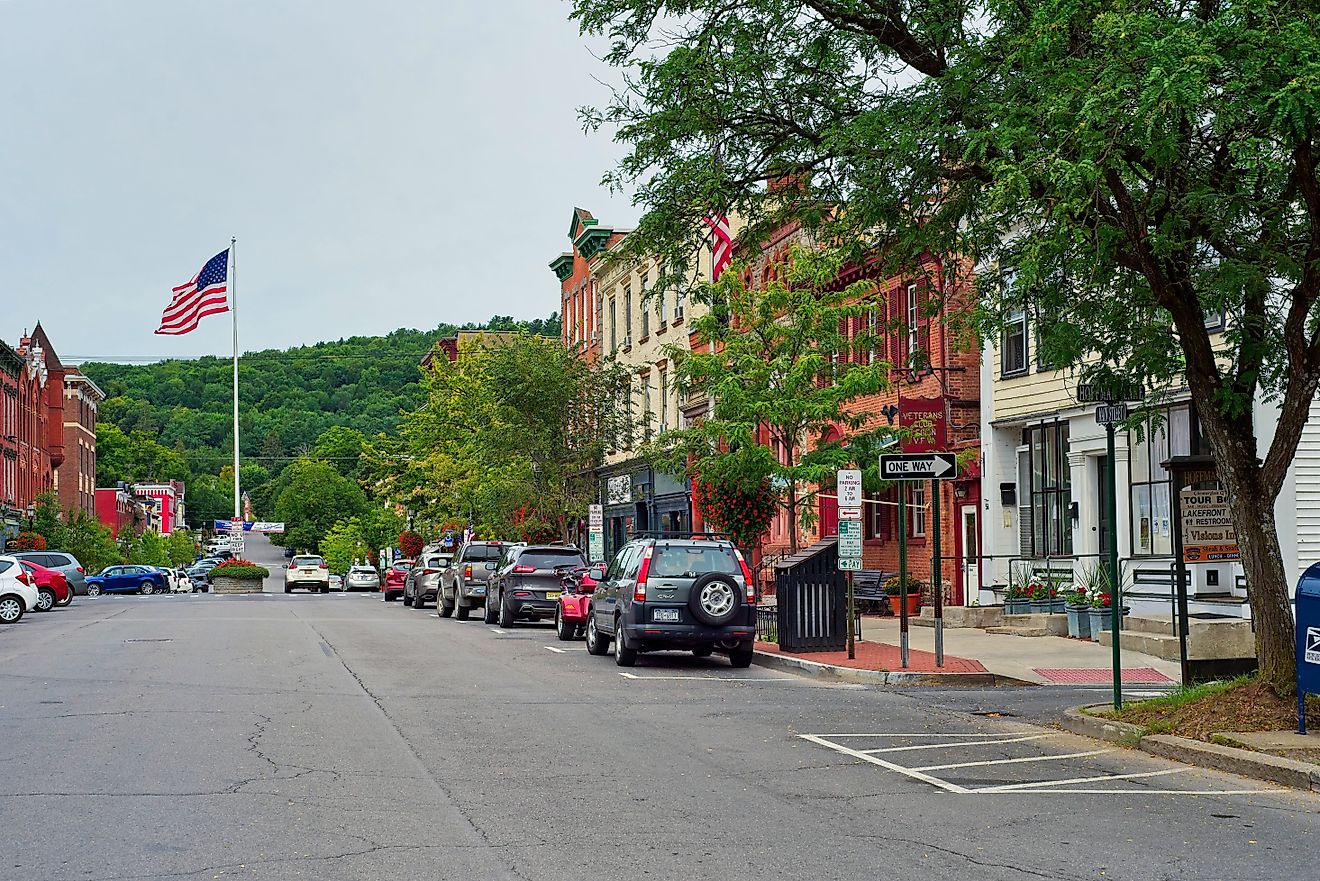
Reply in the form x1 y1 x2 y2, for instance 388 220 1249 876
751 649 1035 687
1061 705 1320 792
1059 705 1146 746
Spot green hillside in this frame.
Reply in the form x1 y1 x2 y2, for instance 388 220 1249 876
80 314 560 524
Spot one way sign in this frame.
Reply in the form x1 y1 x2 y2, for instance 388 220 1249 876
880 452 958 481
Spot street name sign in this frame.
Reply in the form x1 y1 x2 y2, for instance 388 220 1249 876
1096 404 1129 425
836 469 863 509
879 453 958 481
1077 382 1144 404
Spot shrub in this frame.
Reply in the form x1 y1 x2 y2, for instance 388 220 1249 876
10 531 47 551
210 559 270 580
882 575 924 596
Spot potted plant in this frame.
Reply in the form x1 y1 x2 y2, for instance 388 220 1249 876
1026 579 1055 614
209 558 270 594
1064 583 1091 639
882 574 924 616
1003 567 1031 615
1086 589 1130 639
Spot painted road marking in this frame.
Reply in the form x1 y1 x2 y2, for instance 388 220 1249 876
490 628 508 635
858 734 1052 754
545 646 568 653
800 733 1276 796
910 749 1113 773
430 614 440 618
974 768 1188 792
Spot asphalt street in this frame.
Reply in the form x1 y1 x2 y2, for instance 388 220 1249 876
1 534 1315 881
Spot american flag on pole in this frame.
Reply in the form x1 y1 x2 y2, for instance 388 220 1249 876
155 249 230 335
705 214 733 280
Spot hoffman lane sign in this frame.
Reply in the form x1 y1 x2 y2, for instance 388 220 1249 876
879 453 958 481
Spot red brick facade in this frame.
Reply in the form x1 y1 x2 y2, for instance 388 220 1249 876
550 208 626 363
1 324 66 533
711 221 983 603
58 368 103 517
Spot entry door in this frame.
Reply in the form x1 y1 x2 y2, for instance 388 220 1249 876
960 506 980 600
819 491 839 538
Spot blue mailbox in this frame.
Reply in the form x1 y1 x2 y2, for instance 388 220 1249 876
1296 563 1320 734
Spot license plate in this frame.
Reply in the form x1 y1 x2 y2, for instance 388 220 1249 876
545 592 561 600
652 608 680 622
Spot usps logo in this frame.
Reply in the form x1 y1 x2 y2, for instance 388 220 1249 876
1307 627 1320 665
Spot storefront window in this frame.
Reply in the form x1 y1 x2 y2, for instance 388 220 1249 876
1129 406 1192 556
1022 422 1072 556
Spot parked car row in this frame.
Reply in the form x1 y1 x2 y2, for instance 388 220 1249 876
384 534 758 668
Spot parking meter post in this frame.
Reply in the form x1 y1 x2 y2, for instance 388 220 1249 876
1107 420 1123 711
846 569 855 660
932 477 943 668
899 490 909 669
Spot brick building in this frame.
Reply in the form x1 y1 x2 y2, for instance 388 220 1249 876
549 208 626 363
95 486 152 539
57 368 104 517
696 217 983 603
1 324 66 545
132 481 187 535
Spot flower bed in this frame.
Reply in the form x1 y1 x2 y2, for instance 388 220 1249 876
210 559 270 594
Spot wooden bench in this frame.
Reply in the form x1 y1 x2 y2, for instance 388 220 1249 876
853 570 896 616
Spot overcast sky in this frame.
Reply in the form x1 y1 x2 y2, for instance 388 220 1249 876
0 0 638 361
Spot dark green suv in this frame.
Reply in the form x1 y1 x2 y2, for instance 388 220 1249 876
584 536 756 667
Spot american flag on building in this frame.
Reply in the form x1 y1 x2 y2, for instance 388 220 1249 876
705 214 733 280
156 249 230 335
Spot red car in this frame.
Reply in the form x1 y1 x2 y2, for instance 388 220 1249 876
554 565 598 640
18 559 72 611
383 559 414 602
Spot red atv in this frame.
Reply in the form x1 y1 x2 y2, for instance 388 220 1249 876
554 565 598 641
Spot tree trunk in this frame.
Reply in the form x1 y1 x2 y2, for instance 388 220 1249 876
1197 419 1297 693
786 482 798 554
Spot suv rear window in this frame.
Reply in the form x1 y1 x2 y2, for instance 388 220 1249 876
648 545 740 579
518 550 585 569
292 556 323 567
464 545 504 561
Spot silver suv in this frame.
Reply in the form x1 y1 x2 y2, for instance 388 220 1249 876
438 541 510 620
585 536 756 668
10 551 86 596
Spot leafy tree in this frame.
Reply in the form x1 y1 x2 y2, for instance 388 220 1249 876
54 511 120 573
164 531 199 567
95 423 189 486
124 530 170 567
321 519 369 573
572 0 1320 691
653 246 893 553
401 334 634 540
273 458 369 552
311 426 368 479
357 506 404 567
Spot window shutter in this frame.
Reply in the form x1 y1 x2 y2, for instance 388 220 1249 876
888 286 901 368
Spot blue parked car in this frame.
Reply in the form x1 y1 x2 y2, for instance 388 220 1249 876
85 565 171 597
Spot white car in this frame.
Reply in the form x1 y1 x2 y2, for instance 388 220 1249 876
0 555 40 624
284 555 330 593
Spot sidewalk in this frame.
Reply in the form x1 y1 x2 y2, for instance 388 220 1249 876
752 613 1184 686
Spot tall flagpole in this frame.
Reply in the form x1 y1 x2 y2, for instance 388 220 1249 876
230 237 241 521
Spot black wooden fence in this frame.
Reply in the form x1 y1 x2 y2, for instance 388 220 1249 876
774 539 847 652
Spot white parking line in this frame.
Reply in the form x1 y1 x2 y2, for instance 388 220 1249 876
430 614 440 618
490 628 508 635
859 734 1052 754
974 768 1188 792
911 749 1113 773
799 733 1275 797
545 646 568 653
798 734 971 794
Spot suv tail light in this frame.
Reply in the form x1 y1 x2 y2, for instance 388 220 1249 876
634 546 654 602
734 549 755 603
464 564 473 578
512 565 536 574
319 563 328 570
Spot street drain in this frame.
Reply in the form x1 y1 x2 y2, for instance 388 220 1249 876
973 711 1015 718
125 638 173 643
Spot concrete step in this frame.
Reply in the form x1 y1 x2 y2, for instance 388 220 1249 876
985 613 1068 638
1124 615 1178 636
1097 628 1181 660
912 606 1004 629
